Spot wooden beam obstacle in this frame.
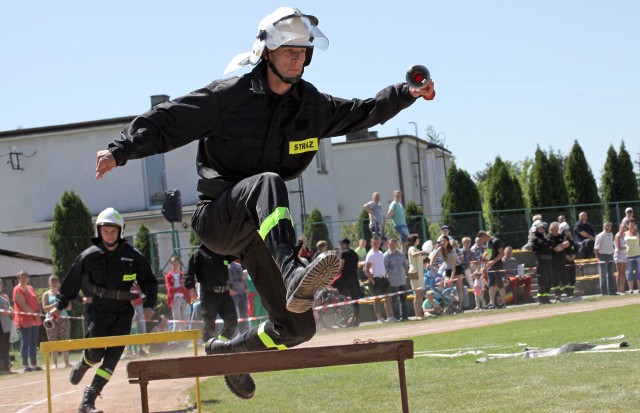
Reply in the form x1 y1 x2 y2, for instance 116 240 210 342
126 339 414 413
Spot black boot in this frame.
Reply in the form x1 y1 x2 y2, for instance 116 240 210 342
205 338 256 399
275 243 340 313
70 359 91 385
78 386 103 413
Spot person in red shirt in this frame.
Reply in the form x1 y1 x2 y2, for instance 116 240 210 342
165 256 189 331
12 270 42 372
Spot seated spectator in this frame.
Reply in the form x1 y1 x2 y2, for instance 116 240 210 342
574 211 596 259
148 316 170 353
502 246 532 303
422 290 443 317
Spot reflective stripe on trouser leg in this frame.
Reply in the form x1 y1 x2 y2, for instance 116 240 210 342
258 207 294 240
257 321 288 350
96 368 112 381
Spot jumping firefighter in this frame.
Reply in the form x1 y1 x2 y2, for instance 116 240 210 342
50 208 158 413
93 6 436 399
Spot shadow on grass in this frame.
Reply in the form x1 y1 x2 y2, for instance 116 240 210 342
155 399 222 413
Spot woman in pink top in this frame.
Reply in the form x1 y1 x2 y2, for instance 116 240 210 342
12 270 42 372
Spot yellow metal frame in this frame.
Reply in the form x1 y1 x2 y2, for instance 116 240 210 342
40 330 203 413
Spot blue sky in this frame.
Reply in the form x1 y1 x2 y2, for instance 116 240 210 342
2 1 639 181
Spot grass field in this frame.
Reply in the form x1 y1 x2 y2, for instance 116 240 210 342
190 303 640 413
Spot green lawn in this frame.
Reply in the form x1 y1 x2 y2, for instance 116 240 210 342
190 304 640 412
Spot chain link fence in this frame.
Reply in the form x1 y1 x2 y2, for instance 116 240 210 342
146 200 640 274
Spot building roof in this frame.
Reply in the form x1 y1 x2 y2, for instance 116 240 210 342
0 248 52 265
333 134 452 154
0 116 136 139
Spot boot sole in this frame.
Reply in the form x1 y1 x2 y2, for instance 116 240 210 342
224 374 256 399
286 252 340 313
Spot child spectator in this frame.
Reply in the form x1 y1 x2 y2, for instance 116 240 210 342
422 290 443 317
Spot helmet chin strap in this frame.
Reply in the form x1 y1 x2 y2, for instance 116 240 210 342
265 53 304 84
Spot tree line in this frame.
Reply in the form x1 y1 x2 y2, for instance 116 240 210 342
440 140 638 246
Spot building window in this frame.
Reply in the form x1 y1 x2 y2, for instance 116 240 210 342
316 140 328 173
144 154 167 208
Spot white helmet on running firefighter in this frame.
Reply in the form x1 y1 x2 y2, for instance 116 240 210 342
96 207 125 239
224 7 329 75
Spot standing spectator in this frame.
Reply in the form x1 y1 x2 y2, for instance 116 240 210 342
388 190 409 246
549 222 571 300
407 234 427 320
594 222 617 296
228 259 250 335
560 222 578 298
477 231 506 309
12 270 42 372
185 245 239 343
622 208 634 223
0 282 15 375
165 256 189 331
469 237 486 265
460 237 475 300
312 240 329 261
439 225 454 242
354 239 368 281
431 236 464 311
365 236 392 323
384 238 410 321
42 275 72 368
531 220 553 304
332 238 362 326
502 246 532 304
451 240 470 309
364 192 384 238
625 219 640 293
558 215 566 224
614 222 628 294
574 211 596 259
297 235 313 264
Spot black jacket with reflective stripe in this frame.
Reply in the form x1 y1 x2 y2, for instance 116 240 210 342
108 62 417 187
56 239 158 310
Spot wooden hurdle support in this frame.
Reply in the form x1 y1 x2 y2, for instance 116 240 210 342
127 339 414 413
40 330 202 413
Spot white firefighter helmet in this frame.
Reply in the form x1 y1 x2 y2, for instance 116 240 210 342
224 7 329 74
96 207 125 238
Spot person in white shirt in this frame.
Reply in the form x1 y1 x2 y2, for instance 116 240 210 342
594 222 617 295
365 236 392 322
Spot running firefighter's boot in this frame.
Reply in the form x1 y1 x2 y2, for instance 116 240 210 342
78 386 103 413
70 358 91 385
205 337 256 399
275 242 340 313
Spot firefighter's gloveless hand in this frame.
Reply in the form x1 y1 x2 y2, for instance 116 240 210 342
408 79 436 100
96 149 116 179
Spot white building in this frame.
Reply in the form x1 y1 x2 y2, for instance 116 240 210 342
331 132 452 223
0 105 448 276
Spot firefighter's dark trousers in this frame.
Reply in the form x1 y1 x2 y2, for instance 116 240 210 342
192 172 316 351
